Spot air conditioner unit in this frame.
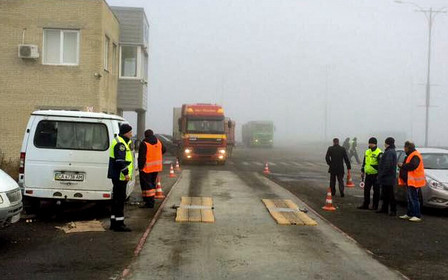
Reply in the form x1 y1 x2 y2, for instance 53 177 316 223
18 44 39 59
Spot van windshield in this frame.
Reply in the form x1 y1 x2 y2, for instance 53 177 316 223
34 120 109 151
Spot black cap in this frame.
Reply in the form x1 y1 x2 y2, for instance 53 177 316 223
368 137 377 145
385 137 395 145
120 124 132 135
144 129 154 138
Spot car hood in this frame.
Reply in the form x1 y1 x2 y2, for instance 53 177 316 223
425 169 448 183
0 169 20 192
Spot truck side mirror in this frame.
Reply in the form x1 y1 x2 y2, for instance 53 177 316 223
178 119 181 132
228 120 232 129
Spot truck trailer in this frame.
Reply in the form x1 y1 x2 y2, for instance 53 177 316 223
173 104 231 165
242 121 274 148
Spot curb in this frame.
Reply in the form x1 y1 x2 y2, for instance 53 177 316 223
120 172 183 279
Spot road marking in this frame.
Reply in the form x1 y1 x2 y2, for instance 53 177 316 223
175 197 215 223
279 162 289 166
252 161 263 166
268 162 277 166
262 199 317 226
242 161 250 166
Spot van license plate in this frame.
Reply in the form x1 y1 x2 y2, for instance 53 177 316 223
55 172 85 181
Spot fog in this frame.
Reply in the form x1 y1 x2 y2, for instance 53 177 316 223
107 0 448 147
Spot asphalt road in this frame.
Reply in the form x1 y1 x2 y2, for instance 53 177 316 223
0 162 178 280
1 144 447 280
230 145 448 280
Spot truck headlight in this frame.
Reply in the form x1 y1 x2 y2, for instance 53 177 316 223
427 177 444 190
185 148 192 154
219 149 226 154
255 139 259 143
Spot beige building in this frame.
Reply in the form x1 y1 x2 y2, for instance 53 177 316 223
0 0 120 161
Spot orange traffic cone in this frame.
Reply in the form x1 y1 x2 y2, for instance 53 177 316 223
175 159 181 172
154 177 165 199
263 162 270 175
322 188 336 211
169 164 176 178
346 170 355 188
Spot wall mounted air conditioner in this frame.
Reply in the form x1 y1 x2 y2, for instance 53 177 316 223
18 44 39 59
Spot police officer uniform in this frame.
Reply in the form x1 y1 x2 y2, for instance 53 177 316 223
358 137 382 210
108 124 134 232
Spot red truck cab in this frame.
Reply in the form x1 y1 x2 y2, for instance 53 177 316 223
173 104 231 165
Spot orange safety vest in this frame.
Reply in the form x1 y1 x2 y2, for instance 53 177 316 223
398 150 426 188
142 140 163 173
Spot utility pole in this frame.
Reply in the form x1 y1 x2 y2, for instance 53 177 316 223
395 1 446 147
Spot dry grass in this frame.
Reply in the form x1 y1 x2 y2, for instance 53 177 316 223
0 151 19 181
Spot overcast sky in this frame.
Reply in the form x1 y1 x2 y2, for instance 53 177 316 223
107 0 448 146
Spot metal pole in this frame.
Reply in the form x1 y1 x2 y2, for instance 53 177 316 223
424 8 433 147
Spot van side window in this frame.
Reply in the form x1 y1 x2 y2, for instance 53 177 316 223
34 121 109 151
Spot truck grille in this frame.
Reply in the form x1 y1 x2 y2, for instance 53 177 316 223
7 189 22 203
195 147 217 155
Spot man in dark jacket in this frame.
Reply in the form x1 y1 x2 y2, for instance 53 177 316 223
377 137 397 216
138 129 167 208
326 138 352 197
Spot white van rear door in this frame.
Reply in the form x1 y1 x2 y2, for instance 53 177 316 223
25 117 112 192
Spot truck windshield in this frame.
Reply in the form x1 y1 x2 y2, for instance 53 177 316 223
187 119 224 134
255 124 273 133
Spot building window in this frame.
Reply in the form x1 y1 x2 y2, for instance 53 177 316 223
43 29 79 65
104 36 109 71
112 43 117 73
120 45 141 78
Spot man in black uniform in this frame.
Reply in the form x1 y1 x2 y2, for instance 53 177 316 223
107 124 133 232
326 138 352 197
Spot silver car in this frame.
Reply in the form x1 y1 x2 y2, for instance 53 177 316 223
396 148 448 209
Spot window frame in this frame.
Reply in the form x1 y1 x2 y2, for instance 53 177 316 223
42 29 80 66
119 45 142 79
104 36 110 71
112 43 117 74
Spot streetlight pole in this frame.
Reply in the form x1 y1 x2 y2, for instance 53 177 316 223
395 1 446 147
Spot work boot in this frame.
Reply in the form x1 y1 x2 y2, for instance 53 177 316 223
340 192 345 198
389 211 396 216
113 224 132 232
357 205 369 210
109 219 116 230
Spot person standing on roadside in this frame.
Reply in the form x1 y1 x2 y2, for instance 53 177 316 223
349 137 361 164
376 137 397 216
107 124 134 232
358 137 382 210
343 137 350 152
138 129 166 208
398 141 426 222
325 138 352 197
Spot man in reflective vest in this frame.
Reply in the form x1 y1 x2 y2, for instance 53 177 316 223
358 137 382 210
138 129 166 208
398 141 426 222
107 124 134 232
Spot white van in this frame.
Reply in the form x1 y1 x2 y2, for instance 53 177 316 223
0 169 22 228
19 110 135 204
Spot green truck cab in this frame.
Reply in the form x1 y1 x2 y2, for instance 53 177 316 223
242 121 274 148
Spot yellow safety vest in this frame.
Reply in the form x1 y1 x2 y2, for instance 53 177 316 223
364 148 382 175
110 136 134 181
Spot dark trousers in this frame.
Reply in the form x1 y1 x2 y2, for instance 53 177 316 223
380 184 396 213
330 173 344 196
362 174 380 209
139 171 158 206
111 178 128 225
406 186 421 218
